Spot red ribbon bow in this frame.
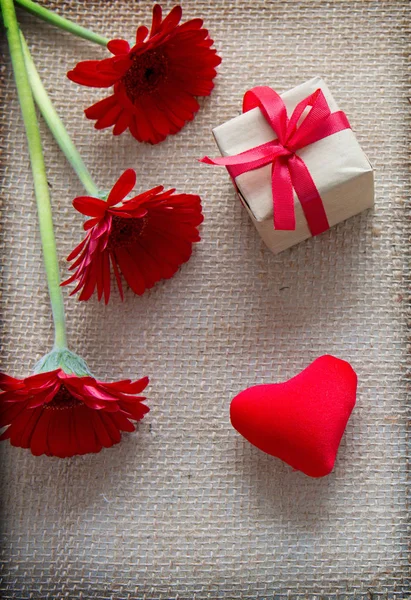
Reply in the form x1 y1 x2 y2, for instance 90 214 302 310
201 86 351 235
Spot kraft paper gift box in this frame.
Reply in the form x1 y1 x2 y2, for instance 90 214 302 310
204 77 374 254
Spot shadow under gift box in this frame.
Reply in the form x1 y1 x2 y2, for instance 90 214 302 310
211 77 374 254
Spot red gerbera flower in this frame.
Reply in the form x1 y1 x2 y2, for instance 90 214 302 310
67 4 221 144
63 168 203 303
0 369 149 458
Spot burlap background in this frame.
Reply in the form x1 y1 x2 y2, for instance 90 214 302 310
0 1 409 598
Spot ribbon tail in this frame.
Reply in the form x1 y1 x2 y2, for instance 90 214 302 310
200 140 287 178
288 155 329 236
272 158 295 230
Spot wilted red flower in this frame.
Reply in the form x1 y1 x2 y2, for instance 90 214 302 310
0 369 149 458
63 169 203 302
67 4 221 144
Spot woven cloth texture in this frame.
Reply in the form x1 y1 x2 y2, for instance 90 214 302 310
0 1 410 598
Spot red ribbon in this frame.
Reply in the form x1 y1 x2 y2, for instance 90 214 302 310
201 86 351 235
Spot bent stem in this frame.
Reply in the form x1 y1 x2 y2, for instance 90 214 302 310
20 31 100 198
14 0 109 47
1 0 67 350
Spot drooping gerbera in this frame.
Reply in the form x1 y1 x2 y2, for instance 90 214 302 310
67 4 221 144
0 368 149 458
63 169 203 303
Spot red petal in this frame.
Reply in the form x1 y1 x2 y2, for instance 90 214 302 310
152 228 193 262
20 407 43 449
97 56 130 77
102 376 149 394
67 64 118 88
151 83 199 126
66 234 89 262
69 59 101 71
74 250 98 301
107 169 137 206
159 5 182 33
113 110 130 136
110 412 135 432
138 237 177 279
84 95 118 120
9 408 37 447
150 217 202 242
95 251 105 302
99 412 121 444
119 401 149 421
84 218 101 231
47 410 69 457
73 196 107 218
26 384 60 409
0 402 28 428
128 99 163 144
30 409 53 456
24 370 60 389
136 26 149 43
138 95 174 139
150 4 163 36
90 411 114 447
0 373 23 391
66 407 77 457
110 253 124 300
150 92 186 130
73 405 101 454
82 384 119 403
103 251 111 304
142 232 189 276
128 241 162 289
95 103 123 130
114 246 146 295
107 39 130 55
177 18 204 32
0 428 11 441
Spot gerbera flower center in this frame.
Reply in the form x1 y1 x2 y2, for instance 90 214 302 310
109 215 147 249
123 49 168 101
44 385 81 411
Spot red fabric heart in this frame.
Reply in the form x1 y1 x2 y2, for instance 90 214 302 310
230 355 357 477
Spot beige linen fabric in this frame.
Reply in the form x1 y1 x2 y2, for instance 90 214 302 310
0 1 409 598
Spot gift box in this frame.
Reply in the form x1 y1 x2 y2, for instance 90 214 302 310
202 77 374 254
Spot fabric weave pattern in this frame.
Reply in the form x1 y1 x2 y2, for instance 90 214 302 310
0 1 409 597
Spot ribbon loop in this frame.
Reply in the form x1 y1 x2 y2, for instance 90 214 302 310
243 86 289 143
286 89 331 148
200 85 351 236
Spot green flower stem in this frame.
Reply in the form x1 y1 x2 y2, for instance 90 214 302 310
1 0 67 350
14 0 109 47
20 31 100 198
